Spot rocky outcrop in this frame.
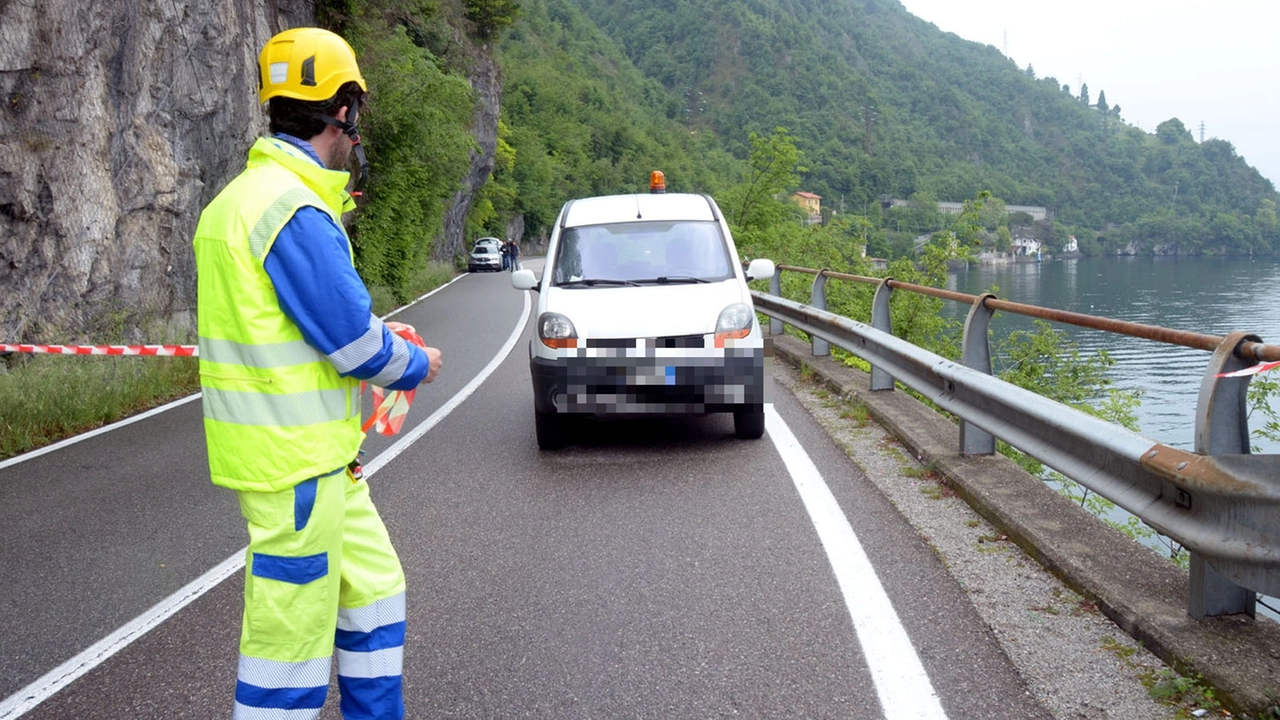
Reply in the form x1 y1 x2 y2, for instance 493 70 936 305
438 49 501 264
0 0 312 343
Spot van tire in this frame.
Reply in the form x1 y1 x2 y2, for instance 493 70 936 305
535 409 568 450
733 407 766 439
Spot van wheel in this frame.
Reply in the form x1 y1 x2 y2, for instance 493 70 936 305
733 407 766 439
535 409 568 450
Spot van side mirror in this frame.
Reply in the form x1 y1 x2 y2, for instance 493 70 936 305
512 268 539 291
745 258 776 282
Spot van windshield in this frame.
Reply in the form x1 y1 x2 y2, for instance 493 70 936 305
551 221 734 287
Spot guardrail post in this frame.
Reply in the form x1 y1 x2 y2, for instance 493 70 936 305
869 278 894 391
959 293 997 455
810 271 830 357
1188 330 1260 619
769 268 784 336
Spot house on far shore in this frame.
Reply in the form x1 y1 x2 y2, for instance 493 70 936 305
790 191 822 225
1012 234 1042 256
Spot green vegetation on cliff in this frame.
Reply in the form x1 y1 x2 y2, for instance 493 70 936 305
316 0 478 302
485 0 742 239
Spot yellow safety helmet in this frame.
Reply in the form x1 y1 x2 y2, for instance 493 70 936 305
257 27 366 105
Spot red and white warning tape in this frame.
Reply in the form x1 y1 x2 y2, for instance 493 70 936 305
1217 360 1280 378
5 327 426 436
0 343 198 357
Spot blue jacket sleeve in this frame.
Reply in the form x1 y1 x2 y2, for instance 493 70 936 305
263 206 429 391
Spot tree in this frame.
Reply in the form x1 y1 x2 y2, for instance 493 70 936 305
886 192 943 235
1096 89 1109 113
1156 118 1193 145
1009 210 1034 228
1079 82 1090 106
349 23 475 299
951 190 993 246
995 225 1013 252
720 127 807 235
465 0 520 39
1256 198 1279 249
976 195 1008 230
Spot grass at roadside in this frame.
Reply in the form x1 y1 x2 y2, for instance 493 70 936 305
0 261 459 463
368 261 457 318
0 354 201 461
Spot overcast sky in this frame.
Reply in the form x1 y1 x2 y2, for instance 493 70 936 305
895 0 1280 187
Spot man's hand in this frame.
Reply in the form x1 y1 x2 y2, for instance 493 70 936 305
420 346 442 384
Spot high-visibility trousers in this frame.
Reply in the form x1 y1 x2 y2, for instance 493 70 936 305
232 467 407 720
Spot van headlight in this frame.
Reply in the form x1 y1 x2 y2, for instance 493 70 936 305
538 312 578 349
714 303 754 347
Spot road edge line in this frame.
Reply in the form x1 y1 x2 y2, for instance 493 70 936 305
0 554 242 719
0 283 529 718
765 406 948 720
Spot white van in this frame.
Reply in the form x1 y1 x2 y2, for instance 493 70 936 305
512 174 775 449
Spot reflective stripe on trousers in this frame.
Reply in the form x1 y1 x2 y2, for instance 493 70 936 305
234 470 406 719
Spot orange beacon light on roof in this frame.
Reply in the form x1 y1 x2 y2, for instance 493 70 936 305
649 170 666 193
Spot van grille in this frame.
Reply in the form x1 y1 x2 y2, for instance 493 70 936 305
584 334 706 349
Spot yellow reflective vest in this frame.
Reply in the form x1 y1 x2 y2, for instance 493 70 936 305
194 137 363 493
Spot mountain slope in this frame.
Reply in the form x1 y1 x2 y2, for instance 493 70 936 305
548 0 1278 253
489 0 744 238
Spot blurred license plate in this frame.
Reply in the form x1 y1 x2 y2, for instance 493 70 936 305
632 365 675 385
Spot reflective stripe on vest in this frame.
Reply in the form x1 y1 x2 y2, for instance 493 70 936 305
199 337 326 369
195 137 364 493
248 186 324 260
202 385 360 427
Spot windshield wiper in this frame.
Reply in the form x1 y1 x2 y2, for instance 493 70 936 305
635 276 711 284
557 278 642 287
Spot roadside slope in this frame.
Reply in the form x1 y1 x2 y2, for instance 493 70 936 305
772 332 1280 719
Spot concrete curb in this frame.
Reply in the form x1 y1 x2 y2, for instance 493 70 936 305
771 332 1280 717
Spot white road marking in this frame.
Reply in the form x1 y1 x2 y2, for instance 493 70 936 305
381 272 466 321
0 395 203 472
765 406 948 720
0 282 528 720
0 554 243 720
363 289 530 477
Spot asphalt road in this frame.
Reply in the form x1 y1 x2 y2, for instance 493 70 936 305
0 263 1051 719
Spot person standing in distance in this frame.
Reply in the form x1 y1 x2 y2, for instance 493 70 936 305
192 27 441 720
508 237 520 272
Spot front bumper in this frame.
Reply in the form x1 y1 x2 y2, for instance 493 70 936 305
530 345 771 415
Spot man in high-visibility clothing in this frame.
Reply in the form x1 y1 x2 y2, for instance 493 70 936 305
193 27 442 720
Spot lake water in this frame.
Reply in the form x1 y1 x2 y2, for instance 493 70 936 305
945 256 1280 618
945 255 1280 453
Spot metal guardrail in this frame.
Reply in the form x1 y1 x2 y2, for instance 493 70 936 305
756 265 1280 619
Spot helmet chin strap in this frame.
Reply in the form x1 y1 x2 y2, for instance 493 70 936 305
321 98 369 197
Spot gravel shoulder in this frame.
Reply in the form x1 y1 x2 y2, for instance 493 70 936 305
775 362 1184 720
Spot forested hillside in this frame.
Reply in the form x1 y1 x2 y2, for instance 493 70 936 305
492 0 1280 257
473 0 742 241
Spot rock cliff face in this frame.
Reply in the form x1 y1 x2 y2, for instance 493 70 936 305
440 50 501 263
0 0 312 343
